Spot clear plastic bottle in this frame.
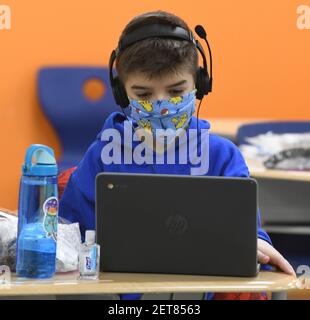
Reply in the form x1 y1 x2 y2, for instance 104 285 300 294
79 230 100 280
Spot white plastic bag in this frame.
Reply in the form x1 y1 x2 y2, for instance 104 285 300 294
56 219 81 272
240 132 310 170
0 211 81 273
0 211 17 270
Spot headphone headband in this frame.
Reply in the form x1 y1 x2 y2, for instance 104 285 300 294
117 24 196 53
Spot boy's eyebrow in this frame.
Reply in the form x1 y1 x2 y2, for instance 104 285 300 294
166 80 187 88
131 80 187 90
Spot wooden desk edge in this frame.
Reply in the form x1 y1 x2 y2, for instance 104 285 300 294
246 158 310 182
0 271 299 297
250 170 310 182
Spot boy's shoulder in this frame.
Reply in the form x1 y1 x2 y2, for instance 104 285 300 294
97 111 126 135
209 132 238 151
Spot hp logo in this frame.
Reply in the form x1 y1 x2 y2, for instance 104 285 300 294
165 214 188 235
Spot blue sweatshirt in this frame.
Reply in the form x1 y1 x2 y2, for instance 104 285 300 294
59 112 272 300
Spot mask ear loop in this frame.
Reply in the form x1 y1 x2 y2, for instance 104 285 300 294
192 85 201 127
194 80 204 146
196 97 204 152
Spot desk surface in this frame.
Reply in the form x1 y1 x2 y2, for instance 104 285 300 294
245 158 310 182
0 271 297 297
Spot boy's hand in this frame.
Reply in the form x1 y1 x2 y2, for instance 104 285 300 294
258 239 296 276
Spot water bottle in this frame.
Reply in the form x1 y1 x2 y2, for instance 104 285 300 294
16 144 58 279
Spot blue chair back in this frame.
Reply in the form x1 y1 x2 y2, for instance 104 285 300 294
237 121 310 145
38 67 121 171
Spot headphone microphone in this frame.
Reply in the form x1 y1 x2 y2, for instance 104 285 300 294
195 25 207 38
194 25 213 93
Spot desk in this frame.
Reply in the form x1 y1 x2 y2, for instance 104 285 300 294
208 118 269 141
0 271 297 300
208 118 310 182
208 117 310 226
244 158 310 228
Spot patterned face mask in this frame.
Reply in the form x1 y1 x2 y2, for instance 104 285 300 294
128 89 197 135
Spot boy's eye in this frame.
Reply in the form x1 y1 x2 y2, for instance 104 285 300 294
136 93 151 99
170 89 184 96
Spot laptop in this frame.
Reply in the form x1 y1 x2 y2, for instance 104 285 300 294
96 173 259 277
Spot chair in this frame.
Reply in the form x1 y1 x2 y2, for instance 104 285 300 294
237 121 310 146
38 67 121 171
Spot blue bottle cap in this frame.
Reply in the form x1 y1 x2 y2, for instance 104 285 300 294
22 144 58 176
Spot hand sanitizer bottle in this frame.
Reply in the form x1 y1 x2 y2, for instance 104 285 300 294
79 230 100 280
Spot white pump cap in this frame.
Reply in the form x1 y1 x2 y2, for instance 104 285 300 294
85 230 96 245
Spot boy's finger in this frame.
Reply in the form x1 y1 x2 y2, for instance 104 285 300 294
268 251 296 276
257 250 270 263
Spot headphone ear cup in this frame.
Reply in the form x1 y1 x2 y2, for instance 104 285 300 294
195 67 211 100
112 76 130 108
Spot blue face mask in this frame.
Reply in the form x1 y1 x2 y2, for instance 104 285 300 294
128 89 197 135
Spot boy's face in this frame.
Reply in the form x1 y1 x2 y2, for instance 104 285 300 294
124 69 195 101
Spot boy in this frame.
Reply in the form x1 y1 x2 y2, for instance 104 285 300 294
59 10 295 300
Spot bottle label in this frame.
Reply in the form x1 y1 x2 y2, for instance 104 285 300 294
86 256 92 270
81 247 97 273
43 196 58 242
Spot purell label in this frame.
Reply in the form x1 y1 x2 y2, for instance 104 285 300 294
81 248 97 273
86 257 92 271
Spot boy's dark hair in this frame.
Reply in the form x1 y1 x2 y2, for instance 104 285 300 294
115 10 198 82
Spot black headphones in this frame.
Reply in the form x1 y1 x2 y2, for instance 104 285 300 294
109 23 213 109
